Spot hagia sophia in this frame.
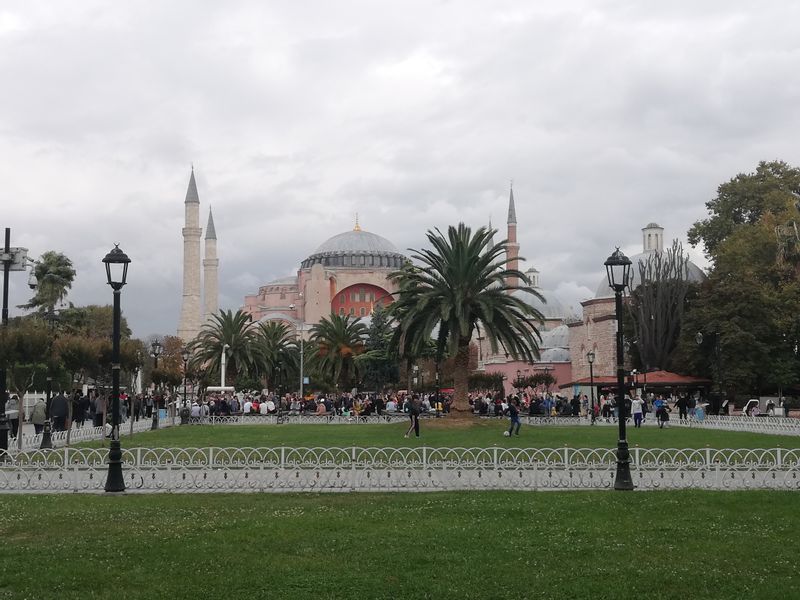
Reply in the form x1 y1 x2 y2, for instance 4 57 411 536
177 169 706 392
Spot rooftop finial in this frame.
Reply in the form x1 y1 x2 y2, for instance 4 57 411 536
354 213 361 231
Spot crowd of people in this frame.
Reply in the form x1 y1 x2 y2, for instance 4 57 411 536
187 390 453 421
468 388 710 429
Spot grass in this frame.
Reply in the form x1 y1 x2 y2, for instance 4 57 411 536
1 491 798 600
77 419 800 450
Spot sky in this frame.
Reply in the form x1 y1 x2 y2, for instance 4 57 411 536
2 0 799 338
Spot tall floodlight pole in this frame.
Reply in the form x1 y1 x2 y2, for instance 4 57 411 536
103 244 130 493
605 247 633 491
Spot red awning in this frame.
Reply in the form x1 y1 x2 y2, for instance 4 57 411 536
559 369 711 389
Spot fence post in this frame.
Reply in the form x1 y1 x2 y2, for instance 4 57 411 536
705 446 711 466
777 446 782 469
209 447 215 467
633 446 639 467
422 447 427 470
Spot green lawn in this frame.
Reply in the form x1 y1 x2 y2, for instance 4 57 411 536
79 420 800 450
1 491 798 600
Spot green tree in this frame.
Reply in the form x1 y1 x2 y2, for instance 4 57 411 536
688 160 800 257
254 320 298 391
389 224 544 411
356 304 399 391
680 161 800 398
309 314 367 390
188 310 259 384
19 251 76 312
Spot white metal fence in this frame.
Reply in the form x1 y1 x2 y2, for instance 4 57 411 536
2 446 798 493
9 418 172 452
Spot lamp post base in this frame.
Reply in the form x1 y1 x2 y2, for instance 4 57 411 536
151 411 158 431
39 420 53 449
104 439 125 492
614 439 634 490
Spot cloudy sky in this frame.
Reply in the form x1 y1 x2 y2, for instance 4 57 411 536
2 0 799 338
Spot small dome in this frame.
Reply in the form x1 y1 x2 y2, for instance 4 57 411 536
594 250 706 298
643 222 662 229
513 288 570 321
540 348 571 362
302 229 406 269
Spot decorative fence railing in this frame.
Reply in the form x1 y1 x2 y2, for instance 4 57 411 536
185 414 413 426
2 446 798 493
9 418 172 452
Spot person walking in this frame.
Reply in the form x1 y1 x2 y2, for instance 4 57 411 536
675 395 689 423
30 397 47 434
50 391 69 432
6 395 20 438
631 395 644 428
404 394 421 438
506 397 521 436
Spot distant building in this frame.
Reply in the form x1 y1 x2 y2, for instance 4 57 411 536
242 217 406 335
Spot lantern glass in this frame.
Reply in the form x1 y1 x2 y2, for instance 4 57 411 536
587 350 595 365
102 244 131 289
604 248 632 292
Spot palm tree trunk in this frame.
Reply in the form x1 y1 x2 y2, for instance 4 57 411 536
452 341 471 412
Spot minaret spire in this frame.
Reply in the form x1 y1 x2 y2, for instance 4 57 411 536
506 182 520 289
203 207 219 323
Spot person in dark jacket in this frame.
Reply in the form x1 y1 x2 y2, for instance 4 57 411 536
506 398 521 436
50 392 69 431
404 395 421 438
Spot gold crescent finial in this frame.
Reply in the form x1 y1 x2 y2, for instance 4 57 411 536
354 213 361 231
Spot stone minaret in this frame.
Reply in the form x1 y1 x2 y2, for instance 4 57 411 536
178 168 203 342
642 222 664 253
203 208 219 323
506 183 520 288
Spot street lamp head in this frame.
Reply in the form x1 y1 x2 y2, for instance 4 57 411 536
604 247 632 292
587 350 595 365
516 369 521 378
695 331 704 346
150 340 163 358
27 269 38 290
181 347 190 363
102 244 131 290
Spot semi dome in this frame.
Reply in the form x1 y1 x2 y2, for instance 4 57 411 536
539 324 569 349
301 228 407 269
594 250 706 298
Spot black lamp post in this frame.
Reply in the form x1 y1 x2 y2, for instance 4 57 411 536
587 350 596 425
516 369 522 390
39 309 60 450
103 244 130 493
605 247 633 491
150 340 163 431
180 347 190 424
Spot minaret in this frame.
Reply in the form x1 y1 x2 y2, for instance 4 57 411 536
506 183 520 288
642 222 664 253
203 208 219 323
177 168 203 341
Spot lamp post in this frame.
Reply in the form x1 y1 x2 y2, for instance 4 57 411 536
516 369 522 390
103 244 130 493
605 247 633 491
39 309 60 449
587 350 596 424
412 365 419 390
0 228 34 457
696 330 722 403
288 303 306 400
150 339 163 431
180 347 190 425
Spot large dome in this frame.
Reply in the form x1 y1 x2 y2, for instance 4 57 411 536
594 250 706 298
512 289 574 321
301 229 407 269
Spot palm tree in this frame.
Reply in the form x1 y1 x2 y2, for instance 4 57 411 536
254 320 298 391
188 310 259 385
310 314 367 390
20 251 76 312
389 223 545 411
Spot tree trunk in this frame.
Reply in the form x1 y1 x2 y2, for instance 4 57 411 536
452 341 471 412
